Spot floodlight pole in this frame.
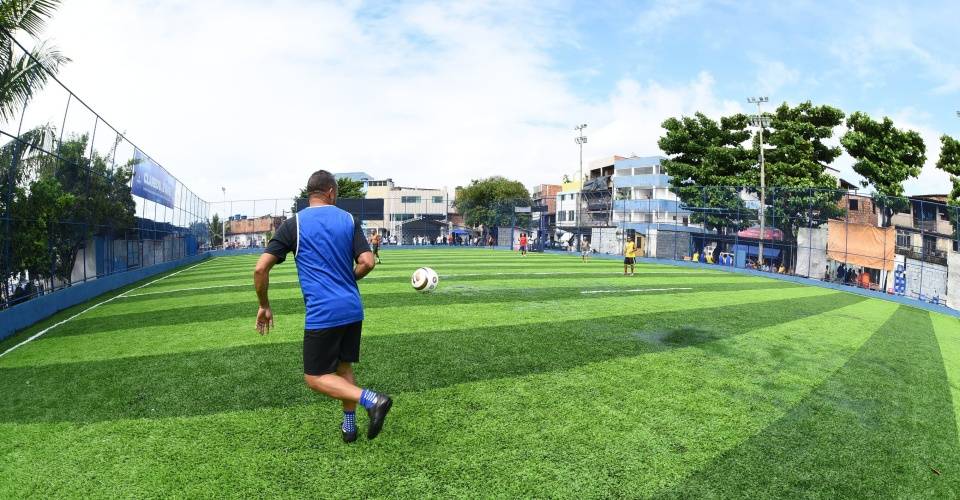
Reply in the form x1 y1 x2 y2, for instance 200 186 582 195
221 187 227 250
575 123 587 251
748 97 769 266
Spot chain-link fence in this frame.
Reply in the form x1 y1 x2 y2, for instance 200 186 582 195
1 32 209 309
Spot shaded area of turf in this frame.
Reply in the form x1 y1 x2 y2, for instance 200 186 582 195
659 306 960 498
0 292 862 424
52 281 807 338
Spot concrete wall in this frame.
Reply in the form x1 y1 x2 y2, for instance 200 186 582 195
950 251 960 310
796 227 828 279
903 257 948 302
653 231 692 260
591 227 621 255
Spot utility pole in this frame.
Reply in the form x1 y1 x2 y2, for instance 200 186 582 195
747 97 770 266
575 123 587 251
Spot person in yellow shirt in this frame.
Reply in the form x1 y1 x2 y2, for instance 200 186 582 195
624 239 637 276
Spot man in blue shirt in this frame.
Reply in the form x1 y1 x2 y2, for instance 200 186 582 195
253 170 392 443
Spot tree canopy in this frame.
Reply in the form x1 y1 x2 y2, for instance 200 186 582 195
454 176 531 229
2 128 136 285
840 112 925 199
658 112 754 233
936 134 960 206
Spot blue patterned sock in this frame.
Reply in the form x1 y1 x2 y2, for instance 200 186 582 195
342 411 356 433
359 389 379 410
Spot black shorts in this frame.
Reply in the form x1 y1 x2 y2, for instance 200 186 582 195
624 257 636 265
372 244 380 254
519 245 527 251
303 321 362 376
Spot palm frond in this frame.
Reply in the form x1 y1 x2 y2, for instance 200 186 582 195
0 39 68 122
0 0 62 38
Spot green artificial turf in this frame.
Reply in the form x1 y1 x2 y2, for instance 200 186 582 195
1 249 959 498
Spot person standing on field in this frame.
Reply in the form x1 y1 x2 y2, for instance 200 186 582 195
253 170 392 444
624 239 637 276
518 232 528 257
370 231 382 264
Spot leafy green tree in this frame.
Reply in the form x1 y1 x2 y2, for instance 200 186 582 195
454 176 531 229
936 134 960 240
0 0 70 121
937 135 960 205
208 214 223 247
1 128 135 286
760 101 846 270
841 112 926 225
658 112 755 234
9 175 74 284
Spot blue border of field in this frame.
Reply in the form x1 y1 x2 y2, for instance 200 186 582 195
3 245 957 342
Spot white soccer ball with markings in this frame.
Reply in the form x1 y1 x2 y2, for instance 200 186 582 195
411 267 439 293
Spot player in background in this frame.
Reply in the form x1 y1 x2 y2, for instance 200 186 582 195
581 238 591 263
518 232 528 257
624 238 637 276
254 170 392 444
370 231 382 264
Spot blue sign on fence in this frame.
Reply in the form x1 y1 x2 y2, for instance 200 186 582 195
131 150 176 208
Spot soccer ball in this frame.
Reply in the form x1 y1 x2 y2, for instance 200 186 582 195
411 267 439 293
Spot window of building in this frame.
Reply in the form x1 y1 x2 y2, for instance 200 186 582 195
432 196 444 204
400 196 421 204
558 211 566 222
634 167 654 175
615 169 632 176
896 229 911 250
682 217 689 226
568 210 576 221
390 213 414 221
849 199 859 211
923 235 937 255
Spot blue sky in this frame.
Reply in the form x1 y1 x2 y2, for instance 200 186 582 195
30 0 960 201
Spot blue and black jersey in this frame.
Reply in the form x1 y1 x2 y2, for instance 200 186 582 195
265 206 371 330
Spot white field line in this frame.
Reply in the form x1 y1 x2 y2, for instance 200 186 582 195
117 270 706 298
0 260 213 358
580 287 694 294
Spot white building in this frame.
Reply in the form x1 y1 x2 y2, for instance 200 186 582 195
365 179 450 237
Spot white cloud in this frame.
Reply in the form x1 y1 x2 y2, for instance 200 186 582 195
752 58 800 96
12 0 741 214
829 5 960 94
634 0 705 37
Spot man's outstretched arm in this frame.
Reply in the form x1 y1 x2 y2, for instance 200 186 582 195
355 251 376 280
254 253 279 334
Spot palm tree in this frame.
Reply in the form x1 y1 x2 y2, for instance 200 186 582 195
0 0 70 123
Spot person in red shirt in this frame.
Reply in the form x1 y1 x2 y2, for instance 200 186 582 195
518 232 528 256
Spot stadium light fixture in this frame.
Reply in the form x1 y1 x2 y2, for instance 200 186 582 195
747 96 769 265
574 124 588 251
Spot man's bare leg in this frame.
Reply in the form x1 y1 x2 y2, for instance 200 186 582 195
304 369 362 403
336 362 357 412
